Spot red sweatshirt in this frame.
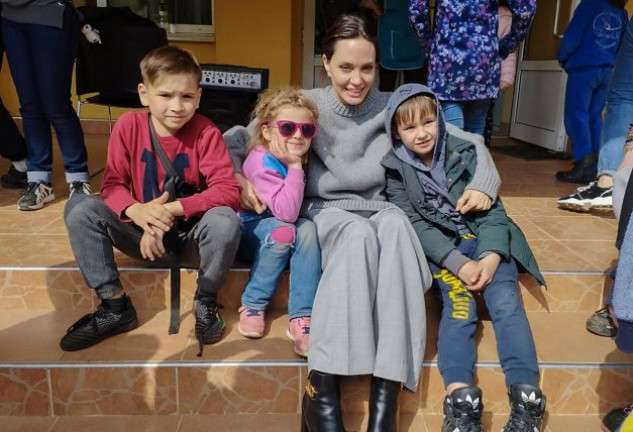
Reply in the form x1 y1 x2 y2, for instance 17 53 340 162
101 111 240 221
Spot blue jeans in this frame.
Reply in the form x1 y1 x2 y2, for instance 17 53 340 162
237 213 321 319
430 237 539 388
564 67 612 161
2 6 88 184
440 99 492 136
598 16 633 177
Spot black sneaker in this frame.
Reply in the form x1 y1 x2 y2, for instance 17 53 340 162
586 306 618 337
60 294 138 351
557 182 613 212
17 181 55 211
602 404 633 432
0 166 27 189
442 386 484 432
69 181 92 198
193 294 226 356
502 383 546 432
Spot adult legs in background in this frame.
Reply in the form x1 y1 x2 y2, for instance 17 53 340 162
2 6 88 185
556 68 612 184
557 17 633 211
597 16 633 182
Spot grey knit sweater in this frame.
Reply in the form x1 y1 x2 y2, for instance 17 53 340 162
224 86 500 213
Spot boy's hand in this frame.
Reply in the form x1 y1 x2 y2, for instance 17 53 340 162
235 172 267 214
269 129 303 169
456 189 492 214
125 192 174 235
467 253 502 291
457 260 478 287
140 230 165 261
163 200 185 218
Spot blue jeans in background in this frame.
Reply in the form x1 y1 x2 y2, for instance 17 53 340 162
440 99 492 136
429 236 539 388
237 213 321 319
2 5 88 184
598 16 633 178
564 67 612 162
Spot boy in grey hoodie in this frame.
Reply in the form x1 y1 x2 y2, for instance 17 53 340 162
381 84 546 432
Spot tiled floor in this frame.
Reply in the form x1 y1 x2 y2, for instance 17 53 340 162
0 134 630 431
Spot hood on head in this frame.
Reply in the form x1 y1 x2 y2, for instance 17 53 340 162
384 83 446 169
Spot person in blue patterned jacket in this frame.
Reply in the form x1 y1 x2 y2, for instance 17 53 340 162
408 0 536 136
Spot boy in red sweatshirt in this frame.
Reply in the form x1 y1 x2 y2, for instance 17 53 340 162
60 46 241 352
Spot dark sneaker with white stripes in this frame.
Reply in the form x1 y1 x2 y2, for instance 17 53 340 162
557 182 613 212
69 181 92 198
502 383 546 432
17 181 55 211
442 386 484 432
60 294 138 351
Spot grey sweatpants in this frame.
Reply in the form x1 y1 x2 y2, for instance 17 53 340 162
64 194 241 299
306 207 432 391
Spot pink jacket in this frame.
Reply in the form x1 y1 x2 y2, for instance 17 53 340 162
242 146 305 223
498 6 517 88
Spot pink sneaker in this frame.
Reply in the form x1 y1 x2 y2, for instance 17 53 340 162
286 316 311 358
238 306 265 338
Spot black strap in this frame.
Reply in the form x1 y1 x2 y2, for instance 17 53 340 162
148 115 182 335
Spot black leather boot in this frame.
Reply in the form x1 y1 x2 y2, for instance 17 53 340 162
366 377 402 432
555 153 597 184
301 370 345 432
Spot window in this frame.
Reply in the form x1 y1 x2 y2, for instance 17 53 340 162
99 0 214 41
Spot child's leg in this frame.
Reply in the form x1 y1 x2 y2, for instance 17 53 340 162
588 68 611 155
482 257 539 387
287 218 321 319
64 194 146 299
431 238 480 390
235 216 295 310
179 206 241 298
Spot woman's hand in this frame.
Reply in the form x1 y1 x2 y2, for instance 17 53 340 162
456 189 492 214
235 172 267 214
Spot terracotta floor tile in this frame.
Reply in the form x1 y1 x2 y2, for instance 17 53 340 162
51 415 180 432
178 365 300 414
0 368 50 415
0 416 57 432
521 273 607 313
528 239 599 272
179 414 300 432
50 367 177 416
530 311 633 363
0 310 72 362
557 240 619 270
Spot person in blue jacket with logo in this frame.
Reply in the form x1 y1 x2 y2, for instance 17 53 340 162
556 0 628 184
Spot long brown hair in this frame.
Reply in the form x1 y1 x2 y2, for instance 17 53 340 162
320 13 378 62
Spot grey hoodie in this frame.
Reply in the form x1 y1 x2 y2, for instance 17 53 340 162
385 84 470 238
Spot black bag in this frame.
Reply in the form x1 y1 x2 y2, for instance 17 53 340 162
148 115 200 335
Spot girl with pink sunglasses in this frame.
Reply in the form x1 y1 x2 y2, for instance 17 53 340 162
234 87 321 358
